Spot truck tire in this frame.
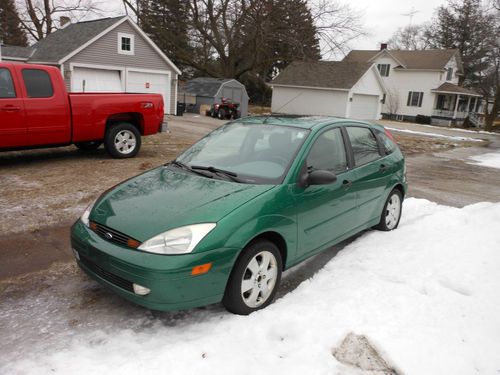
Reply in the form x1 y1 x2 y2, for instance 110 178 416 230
104 122 141 158
75 141 102 151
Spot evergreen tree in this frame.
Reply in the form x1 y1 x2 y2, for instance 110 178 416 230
139 0 191 70
0 0 28 46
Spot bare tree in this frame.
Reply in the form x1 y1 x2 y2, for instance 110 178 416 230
388 24 432 50
385 87 400 118
15 0 102 41
309 0 366 58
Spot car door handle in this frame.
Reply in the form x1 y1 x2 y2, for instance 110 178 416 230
343 179 352 188
1 105 21 112
379 164 389 172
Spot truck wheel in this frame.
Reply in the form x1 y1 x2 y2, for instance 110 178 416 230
75 141 102 151
217 108 226 120
222 239 282 315
104 122 141 158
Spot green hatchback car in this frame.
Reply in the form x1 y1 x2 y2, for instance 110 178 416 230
71 116 407 315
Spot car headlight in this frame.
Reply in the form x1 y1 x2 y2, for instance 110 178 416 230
81 199 97 227
138 223 216 255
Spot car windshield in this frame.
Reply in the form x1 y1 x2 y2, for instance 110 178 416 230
174 123 309 184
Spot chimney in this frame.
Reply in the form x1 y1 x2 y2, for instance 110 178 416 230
60 16 71 28
380 43 388 50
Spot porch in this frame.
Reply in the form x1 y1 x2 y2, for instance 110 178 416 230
431 83 482 125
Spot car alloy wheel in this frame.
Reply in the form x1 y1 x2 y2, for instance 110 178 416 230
241 250 278 308
385 193 401 230
223 239 282 315
114 130 137 155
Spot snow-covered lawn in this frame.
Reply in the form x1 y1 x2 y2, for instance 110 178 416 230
385 126 484 142
2 199 500 375
468 152 500 170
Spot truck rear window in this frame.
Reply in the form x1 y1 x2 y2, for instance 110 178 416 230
22 69 54 98
0 68 16 98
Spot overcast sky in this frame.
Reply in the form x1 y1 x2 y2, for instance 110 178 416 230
352 0 447 50
103 0 449 54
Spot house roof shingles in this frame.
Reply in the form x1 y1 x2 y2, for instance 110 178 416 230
432 82 481 96
271 61 374 90
182 77 234 97
344 49 462 72
1 45 33 59
28 16 125 63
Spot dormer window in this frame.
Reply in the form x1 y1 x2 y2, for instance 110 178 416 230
377 64 390 77
446 67 453 81
118 32 135 55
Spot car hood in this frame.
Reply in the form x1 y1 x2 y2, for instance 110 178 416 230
90 167 274 241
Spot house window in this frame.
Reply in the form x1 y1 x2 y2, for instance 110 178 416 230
377 64 390 77
446 67 453 81
407 91 423 107
118 33 135 55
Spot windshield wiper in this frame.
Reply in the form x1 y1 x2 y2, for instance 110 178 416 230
167 160 213 178
190 165 242 183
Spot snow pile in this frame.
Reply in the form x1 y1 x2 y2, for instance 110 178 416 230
385 126 483 142
2 199 500 375
468 152 500 169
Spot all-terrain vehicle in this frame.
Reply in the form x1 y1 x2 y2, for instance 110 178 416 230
207 98 241 120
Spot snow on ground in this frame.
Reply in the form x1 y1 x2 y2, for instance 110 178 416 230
386 126 484 142
1 198 500 375
468 152 500 170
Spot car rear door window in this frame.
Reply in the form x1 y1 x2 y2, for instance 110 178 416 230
346 127 381 166
307 128 347 174
22 69 54 98
0 68 16 98
377 132 397 155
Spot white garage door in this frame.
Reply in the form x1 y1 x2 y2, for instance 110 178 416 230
350 94 379 120
72 67 122 92
126 70 170 113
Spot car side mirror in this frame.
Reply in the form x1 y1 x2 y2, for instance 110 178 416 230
298 166 337 188
308 170 337 185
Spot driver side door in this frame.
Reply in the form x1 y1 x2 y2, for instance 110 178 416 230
293 127 358 259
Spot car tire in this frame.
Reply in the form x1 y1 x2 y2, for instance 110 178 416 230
375 189 403 231
223 239 282 315
104 122 141 159
233 111 240 119
75 141 102 151
217 108 226 120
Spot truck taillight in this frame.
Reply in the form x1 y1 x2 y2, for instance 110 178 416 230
141 102 154 109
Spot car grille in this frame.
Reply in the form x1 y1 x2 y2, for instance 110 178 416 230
79 255 134 293
90 221 140 248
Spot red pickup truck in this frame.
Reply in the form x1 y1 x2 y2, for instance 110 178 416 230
0 63 164 158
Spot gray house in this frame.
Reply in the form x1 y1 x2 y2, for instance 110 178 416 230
180 77 249 117
0 16 181 114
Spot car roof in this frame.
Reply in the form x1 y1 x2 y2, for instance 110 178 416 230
236 115 377 130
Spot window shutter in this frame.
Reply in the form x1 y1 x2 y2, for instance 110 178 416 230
418 92 423 107
407 92 412 106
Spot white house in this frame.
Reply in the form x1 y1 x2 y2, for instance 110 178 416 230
271 61 386 120
343 46 482 125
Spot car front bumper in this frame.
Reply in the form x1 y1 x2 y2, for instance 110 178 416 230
71 220 239 311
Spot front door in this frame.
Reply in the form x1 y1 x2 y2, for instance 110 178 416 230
17 67 71 146
0 67 26 148
294 127 358 258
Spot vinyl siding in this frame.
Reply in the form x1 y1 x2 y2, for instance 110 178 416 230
63 21 177 113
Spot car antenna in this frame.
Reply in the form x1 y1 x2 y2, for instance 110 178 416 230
263 92 303 124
